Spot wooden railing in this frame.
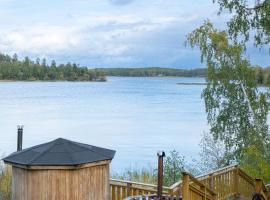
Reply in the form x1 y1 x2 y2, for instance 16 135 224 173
182 172 216 200
167 165 239 198
110 165 270 200
197 165 244 199
196 165 258 199
197 165 269 200
110 179 171 200
255 178 270 200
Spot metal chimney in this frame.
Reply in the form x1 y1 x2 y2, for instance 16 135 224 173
157 151 165 199
17 125 23 151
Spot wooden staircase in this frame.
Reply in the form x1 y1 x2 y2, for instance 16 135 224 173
110 165 270 200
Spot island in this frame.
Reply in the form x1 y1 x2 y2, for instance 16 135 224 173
0 53 106 81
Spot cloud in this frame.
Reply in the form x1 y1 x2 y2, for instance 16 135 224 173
109 0 134 5
0 14 184 56
0 0 12 3
0 11 221 67
0 0 268 68
0 25 80 55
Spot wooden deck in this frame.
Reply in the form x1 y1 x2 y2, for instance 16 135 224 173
110 165 270 200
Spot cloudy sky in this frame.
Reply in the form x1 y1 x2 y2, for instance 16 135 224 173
0 0 269 68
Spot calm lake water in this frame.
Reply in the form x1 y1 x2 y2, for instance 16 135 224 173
0 77 207 172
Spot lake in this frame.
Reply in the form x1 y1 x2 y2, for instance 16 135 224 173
0 77 207 172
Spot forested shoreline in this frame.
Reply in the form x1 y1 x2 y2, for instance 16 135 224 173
100 67 270 86
0 53 270 85
0 54 106 81
98 67 206 77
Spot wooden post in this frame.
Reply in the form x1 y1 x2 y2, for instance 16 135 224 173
255 179 263 193
111 185 116 200
157 151 165 199
182 172 190 200
234 167 239 198
200 185 206 200
213 193 217 200
127 183 132 197
255 179 268 200
168 188 174 197
209 173 214 191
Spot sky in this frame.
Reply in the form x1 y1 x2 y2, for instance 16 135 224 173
0 0 269 68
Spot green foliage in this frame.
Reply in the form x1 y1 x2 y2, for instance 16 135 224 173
187 21 269 163
112 150 187 187
198 132 234 172
254 66 264 85
0 53 106 81
97 67 206 77
0 163 11 200
240 145 270 183
112 167 157 184
185 5 270 181
214 0 270 46
163 150 185 186
189 0 270 183
255 66 270 86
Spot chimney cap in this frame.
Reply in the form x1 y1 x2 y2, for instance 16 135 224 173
157 151 165 157
17 125 24 129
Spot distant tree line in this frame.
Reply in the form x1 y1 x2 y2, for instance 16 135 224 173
254 66 270 85
1 53 269 84
97 67 207 77
0 53 106 81
99 67 270 85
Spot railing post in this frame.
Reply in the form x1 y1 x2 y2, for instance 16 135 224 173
234 166 239 198
112 185 116 200
255 179 263 193
200 185 206 200
168 188 173 197
255 179 268 200
209 173 214 191
127 183 132 197
182 172 190 200
213 193 217 200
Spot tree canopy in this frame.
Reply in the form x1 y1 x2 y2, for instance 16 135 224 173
187 21 270 177
214 0 270 46
190 0 270 181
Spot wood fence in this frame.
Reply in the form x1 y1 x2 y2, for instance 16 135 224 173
182 172 216 200
110 179 171 200
110 165 270 200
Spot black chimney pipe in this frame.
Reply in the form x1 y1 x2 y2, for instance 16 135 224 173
157 151 165 199
17 125 23 151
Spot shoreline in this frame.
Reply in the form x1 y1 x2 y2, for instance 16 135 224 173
0 80 107 83
0 76 205 82
177 82 206 85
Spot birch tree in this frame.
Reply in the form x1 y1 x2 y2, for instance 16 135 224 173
214 0 270 47
187 21 269 163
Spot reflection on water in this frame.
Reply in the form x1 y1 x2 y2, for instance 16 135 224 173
0 77 207 171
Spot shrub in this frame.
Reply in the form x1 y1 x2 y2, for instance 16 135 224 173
0 162 12 200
